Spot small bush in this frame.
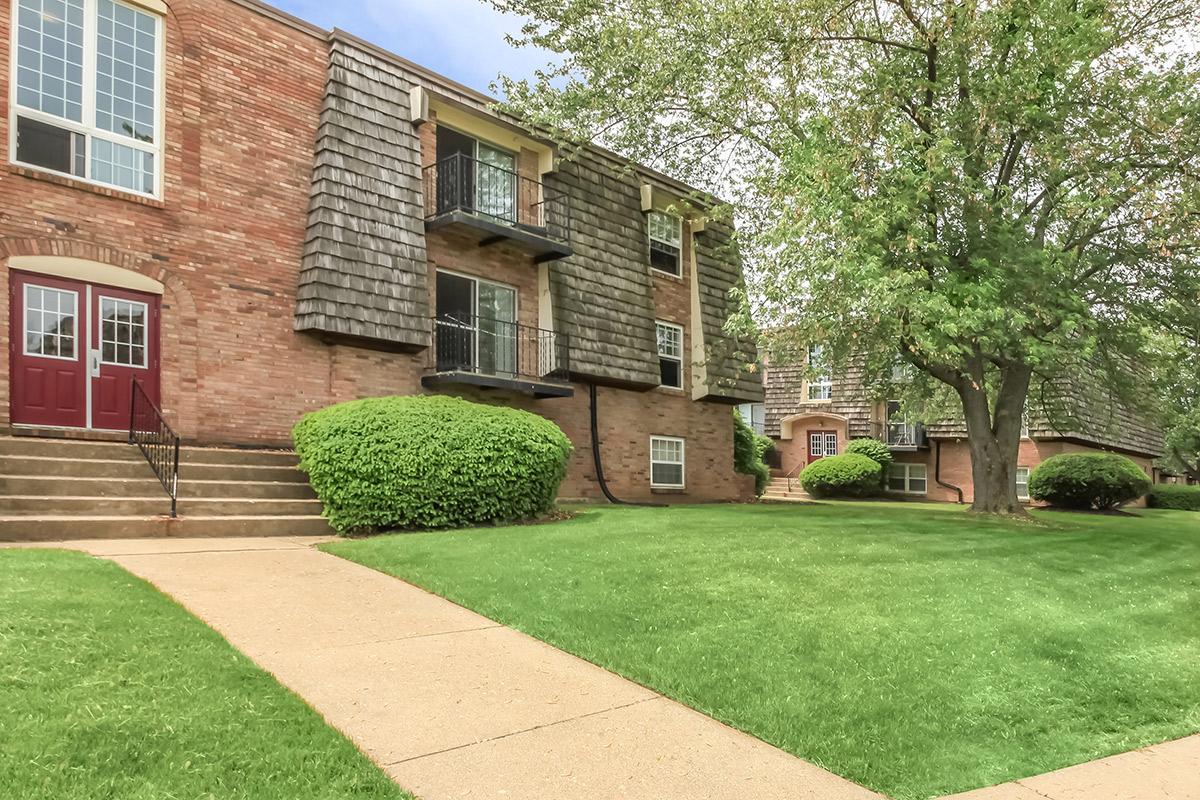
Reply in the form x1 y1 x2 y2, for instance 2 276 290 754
293 395 572 534
800 453 882 498
1028 453 1151 511
1148 484 1200 511
733 410 771 496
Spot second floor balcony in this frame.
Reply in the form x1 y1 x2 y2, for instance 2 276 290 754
422 153 573 263
870 416 929 450
422 314 573 399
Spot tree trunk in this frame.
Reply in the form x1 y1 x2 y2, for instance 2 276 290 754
957 364 1032 515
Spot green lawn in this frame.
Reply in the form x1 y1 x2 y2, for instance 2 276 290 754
324 501 1200 800
0 549 413 800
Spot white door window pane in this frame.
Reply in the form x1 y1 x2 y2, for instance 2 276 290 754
24 284 77 359
99 296 147 366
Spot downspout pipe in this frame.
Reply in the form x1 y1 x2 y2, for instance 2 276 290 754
934 439 965 504
588 382 665 507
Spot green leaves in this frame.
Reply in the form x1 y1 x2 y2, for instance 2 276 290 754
293 396 573 534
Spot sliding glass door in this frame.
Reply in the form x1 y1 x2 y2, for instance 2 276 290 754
435 272 517 376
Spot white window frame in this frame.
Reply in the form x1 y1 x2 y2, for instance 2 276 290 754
1016 467 1031 501
650 435 685 489
737 402 765 435
807 344 832 401
647 210 683 277
8 0 166 198
22 282 79 361
655 319 683 389
888 462 928 495
98 294 148 368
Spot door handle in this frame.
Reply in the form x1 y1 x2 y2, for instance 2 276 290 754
89 350 101 378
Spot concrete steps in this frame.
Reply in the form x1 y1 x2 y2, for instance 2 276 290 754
0 436 330 541
761 477 815 503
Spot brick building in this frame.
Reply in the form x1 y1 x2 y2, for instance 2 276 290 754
758 349 1165 504
0 0 762 506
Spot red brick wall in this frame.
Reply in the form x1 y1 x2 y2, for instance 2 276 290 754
897 439 1158 505
0 0 752 503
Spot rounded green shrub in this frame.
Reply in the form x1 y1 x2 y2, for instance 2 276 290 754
1147 484 1200 511
293 395 573 534
799 453 882 498
1028 453 1151 511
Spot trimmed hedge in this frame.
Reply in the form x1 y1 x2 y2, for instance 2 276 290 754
1028 453 1151 511
293 395 572 534
1148 484 1200 511
733 410 772 496
800 453 882 498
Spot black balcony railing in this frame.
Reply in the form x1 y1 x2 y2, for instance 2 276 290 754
423 152 571 243
128 378 180 518
869 419 928 448
431 314 570 385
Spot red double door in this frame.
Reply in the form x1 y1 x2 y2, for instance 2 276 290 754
9 271 161 430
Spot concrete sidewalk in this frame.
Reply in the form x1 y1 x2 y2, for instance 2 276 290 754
54 536 883 800
23 536 1198 800
942 734 1200 800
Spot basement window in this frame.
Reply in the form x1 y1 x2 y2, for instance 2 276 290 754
648 210 682 276
650 436 685 488
11 0 163 197
1016 467 1030 501
656 320 683 389
888 463 927 495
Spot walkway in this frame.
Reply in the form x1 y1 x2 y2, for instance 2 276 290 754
21 536 1197 799
52 536 882 800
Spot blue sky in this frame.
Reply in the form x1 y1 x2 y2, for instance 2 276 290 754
269 0 551 95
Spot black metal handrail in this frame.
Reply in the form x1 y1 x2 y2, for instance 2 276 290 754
431 313 570 385
128 378 180 517
422 152 572 243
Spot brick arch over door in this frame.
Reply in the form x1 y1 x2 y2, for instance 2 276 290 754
0 239 200 437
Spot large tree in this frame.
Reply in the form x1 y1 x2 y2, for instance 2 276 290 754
493 0 1200 513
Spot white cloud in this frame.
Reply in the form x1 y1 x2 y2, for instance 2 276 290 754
276 0 553 94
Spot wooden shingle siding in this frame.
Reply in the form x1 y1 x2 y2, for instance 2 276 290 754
545 148 661 386
295 38 430 348
763 360 874 438
693 220 762 402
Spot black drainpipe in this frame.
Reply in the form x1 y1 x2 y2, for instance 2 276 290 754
588 383 665 507
934 439 965 504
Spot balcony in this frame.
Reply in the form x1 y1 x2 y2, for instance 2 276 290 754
423 314 573 399
870 419 929 450
422 153 573 263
